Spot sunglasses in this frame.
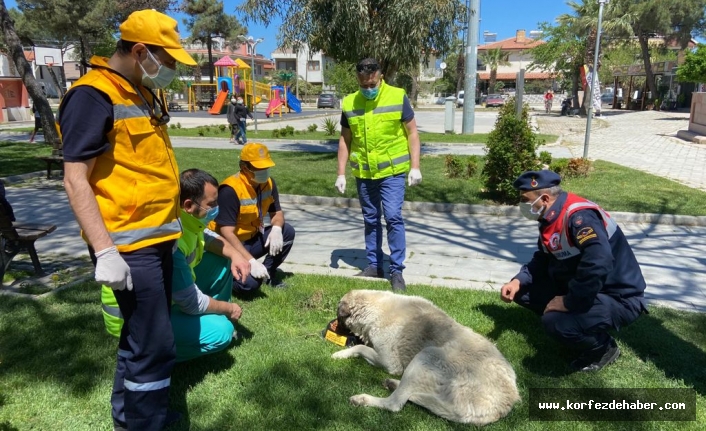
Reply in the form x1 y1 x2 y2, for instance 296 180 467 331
356 63 380 73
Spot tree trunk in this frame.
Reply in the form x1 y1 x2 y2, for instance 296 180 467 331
410 73 418 109
489 69 497 93
580 28 597 116
638 32 657 101
79 36 88 76
47 66 65 98
207 35 214 84
455 52 464 94
0 1 60 149
572 67 580 110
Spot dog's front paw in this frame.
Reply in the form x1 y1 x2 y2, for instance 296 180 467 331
331 349 352 359
349 394 372 406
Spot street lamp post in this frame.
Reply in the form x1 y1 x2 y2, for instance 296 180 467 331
239 35 264 133
583 0 608 159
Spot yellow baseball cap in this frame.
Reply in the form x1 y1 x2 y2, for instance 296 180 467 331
119 10 197 66
240 143 275 169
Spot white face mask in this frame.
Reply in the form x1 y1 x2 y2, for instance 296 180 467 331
231 98 237 104
519 195 545 221
252 168 270 184
139 50 176 89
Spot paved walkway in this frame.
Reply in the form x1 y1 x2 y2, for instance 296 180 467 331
4 187 705 313
3 108 705 313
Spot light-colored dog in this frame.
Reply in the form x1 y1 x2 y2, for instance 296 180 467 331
332 289 520 426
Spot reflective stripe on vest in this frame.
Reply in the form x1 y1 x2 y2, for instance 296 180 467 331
60 55 182 252
343 104 405 119
542 200 617 260
350 154 410 171
102 303 123 319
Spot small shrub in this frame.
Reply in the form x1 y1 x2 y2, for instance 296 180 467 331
321 117 338 136
204 126 211 133
271 128 281 138
444 155 465 178
466 155 480 178
295 130 301 135
444 155 480 179
549 159 569 175
539 151 552 166
482 98 542 202
566 157 592 177
197 128 205 137
176 122 182 129
169 124 176 129
284 125 295 136
219 124 226 131
307 124 318 132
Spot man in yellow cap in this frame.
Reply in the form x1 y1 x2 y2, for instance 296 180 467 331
211 143 296 296
58 9 196 431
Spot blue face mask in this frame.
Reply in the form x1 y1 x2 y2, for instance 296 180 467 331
360 86 380 100
198 205 219 224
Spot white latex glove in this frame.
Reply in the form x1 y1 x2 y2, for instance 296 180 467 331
335 175 346 194
95 246 133 291
249 258 270 280
265 225 284 256
408 168 422 186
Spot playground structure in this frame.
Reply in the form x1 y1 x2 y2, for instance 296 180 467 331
187 56 302 115
265 85 302 117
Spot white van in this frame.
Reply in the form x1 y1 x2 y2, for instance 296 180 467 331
456 91 464 108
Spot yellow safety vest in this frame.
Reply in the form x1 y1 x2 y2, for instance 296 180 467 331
342 80 411 179
211 173 274 241
60 56 182 252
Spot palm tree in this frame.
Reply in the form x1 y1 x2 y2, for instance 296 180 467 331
558 0 633 114
479 47 510 94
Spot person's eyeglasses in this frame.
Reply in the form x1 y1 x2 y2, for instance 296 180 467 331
356 63 380 73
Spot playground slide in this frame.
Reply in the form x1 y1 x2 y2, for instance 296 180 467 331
265 98 284 117
208 90 229 115
286 92 302 113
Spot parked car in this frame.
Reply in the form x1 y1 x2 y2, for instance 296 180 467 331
456 90 464 108
484 94 505 107
600 92 623 106
317 93 339 109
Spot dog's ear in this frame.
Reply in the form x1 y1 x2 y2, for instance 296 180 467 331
337 299 351 319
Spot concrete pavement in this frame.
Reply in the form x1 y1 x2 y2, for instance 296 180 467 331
2 107 705 313
4 186 706 313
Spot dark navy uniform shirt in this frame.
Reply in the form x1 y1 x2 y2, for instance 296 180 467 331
59 86 114 162
514 192 647 313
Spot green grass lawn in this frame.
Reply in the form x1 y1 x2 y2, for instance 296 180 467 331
172 148 706 216
0 275 703 430
163 124 558 145
2 141 706 216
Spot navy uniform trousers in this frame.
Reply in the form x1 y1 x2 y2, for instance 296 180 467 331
93 241 176 431
514 280 643 356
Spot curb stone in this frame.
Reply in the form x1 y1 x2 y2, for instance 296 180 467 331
279 194 706 227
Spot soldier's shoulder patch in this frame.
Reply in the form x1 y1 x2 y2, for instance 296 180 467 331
574 215 583 226
576 226 597 245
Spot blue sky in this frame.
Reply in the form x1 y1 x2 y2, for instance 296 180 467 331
4 0 576 57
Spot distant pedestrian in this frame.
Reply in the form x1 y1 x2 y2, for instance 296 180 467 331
29 104 42 143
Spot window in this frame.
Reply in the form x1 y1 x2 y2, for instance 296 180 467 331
307 60 320 71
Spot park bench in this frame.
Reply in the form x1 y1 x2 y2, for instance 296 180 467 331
36 155 64 179
1 201 57 284
168 102 184 112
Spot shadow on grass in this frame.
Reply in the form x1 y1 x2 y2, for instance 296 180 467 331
617 309 706 396
0 141 53 177
0 393 18 431
168 323 251 430
476 303 574 378
0 283 114 397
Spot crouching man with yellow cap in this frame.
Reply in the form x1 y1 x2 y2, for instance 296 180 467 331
58 9 197 431
210 143 296 295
